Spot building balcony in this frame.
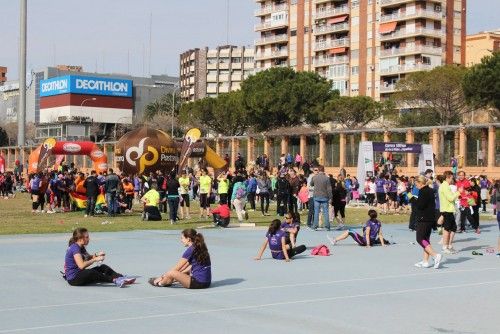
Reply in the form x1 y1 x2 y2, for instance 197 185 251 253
254 3 288 17
313 55 349 67
380 9 443 23
380 27 444 41
314 22 349 36
380 83 397 93
381 0 443 7
255 34 289 46
255 49 288 60
255 20 288 32
380 63 439 75
380 45 442 57
314 5 349 20
314 38 350 51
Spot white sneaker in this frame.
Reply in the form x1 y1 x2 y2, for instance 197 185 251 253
326 234 337 246
448 247 458 254
433 254 443 269
335 224 345 231
442 248 452 255
414 261 431 268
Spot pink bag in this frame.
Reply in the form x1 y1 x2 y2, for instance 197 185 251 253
311 244 330 256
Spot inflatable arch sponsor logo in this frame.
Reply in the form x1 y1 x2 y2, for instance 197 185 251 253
63 143 82 153
98 163 108 170
125 138 159 174
91 150 104 159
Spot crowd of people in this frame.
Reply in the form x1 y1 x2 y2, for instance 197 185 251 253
4 152 496 289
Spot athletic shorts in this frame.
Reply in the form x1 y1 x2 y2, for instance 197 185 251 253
199 193 209 209
376 192 387 204
442 212 457 232
388 192 397 202
180 194 190 207
189 277 210 289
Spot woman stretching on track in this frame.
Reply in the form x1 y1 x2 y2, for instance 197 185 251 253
255 219 306 262
149 229 212 289
327 209 388 247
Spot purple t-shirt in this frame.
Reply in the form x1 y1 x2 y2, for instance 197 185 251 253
64 243 83 281
266 230 286 259
280 221 298 232
363 219 381 241
389 180 397 193
480 180 489 189
375 179 386 193
182 245 211 283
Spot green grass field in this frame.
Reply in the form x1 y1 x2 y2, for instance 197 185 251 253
0 193 495 235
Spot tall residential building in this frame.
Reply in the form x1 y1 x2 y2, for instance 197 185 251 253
466 29 500 67
0 67 6 84
180 45 255 102
254 0 466 100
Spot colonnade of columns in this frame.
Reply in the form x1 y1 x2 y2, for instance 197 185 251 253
0 126 497 174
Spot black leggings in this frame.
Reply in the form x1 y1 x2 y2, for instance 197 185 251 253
247 192 256 210
288 245 307 258
67 264 122 286
416 220 434 249
260 192 270 214
459 207 474 231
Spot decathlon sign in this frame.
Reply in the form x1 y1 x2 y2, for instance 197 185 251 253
40 75 133 97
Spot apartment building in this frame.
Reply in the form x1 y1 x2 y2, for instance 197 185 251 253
466 29 500 67
0 67 6 84
180 46 255 102
254 0 466 100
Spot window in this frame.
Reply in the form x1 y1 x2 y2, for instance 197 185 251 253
352 16 359 26
332 80 348 94
351 66 359 75
207 58 217 64
454 10 461 18
244 57 254 63
291 29 297 37
328 64 348 78
351 49 359 59
422 56 431 65
231 57 241 63
351 83 359 92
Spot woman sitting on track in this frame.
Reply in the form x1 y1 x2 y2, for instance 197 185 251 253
64 227 136 287
255 219 306 262
327 209 388 247
149 229 211 289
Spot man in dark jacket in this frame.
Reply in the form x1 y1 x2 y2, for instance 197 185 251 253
84 170 99 217
105 168 120 217
276 173 290 216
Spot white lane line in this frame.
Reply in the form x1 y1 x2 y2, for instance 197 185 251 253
0 267 497 312
1 280 499 333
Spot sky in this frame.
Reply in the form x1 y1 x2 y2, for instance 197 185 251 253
0 0 499 80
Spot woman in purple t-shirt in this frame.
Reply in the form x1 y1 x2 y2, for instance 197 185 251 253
255 219 306 262
64 228 136 287
327 210 389 247
149 229 211 289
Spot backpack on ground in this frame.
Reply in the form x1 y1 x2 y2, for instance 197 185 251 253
311 244 330 256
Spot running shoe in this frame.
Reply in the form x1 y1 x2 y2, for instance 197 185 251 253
326 235 337 246
114 277 126 288
433 254 443 269
414 261 431 268
335 224 345 231
448 247 458 254
442 248 452 255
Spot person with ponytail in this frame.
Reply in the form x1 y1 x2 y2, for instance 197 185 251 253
64 227 137 287
254 219 306 262
149 229 211 289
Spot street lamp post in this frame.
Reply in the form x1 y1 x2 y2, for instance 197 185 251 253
80 97 97 123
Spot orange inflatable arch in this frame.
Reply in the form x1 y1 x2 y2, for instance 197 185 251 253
28 139 107 174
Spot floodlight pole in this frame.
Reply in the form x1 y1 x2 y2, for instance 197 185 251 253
17 0 27 146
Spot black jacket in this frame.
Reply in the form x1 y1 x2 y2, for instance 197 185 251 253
411 185 436 222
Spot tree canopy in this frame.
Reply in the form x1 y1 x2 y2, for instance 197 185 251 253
143 92 181 121
323 96 393 128
178 91 250 136
393 65 471 126
463 52 500 119
241 67 336 132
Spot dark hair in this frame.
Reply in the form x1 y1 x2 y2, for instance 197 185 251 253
436 175 445 183
368 209 378 220
291 212 301 224
443 170 453 178
68 227 88 246
182 229 210 265
267 219 281 236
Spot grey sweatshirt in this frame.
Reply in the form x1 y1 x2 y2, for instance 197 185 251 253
311 172 332 199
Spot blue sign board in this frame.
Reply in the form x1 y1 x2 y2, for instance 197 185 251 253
40 75 133 98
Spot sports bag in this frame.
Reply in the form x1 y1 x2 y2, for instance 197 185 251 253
311 244 330 256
